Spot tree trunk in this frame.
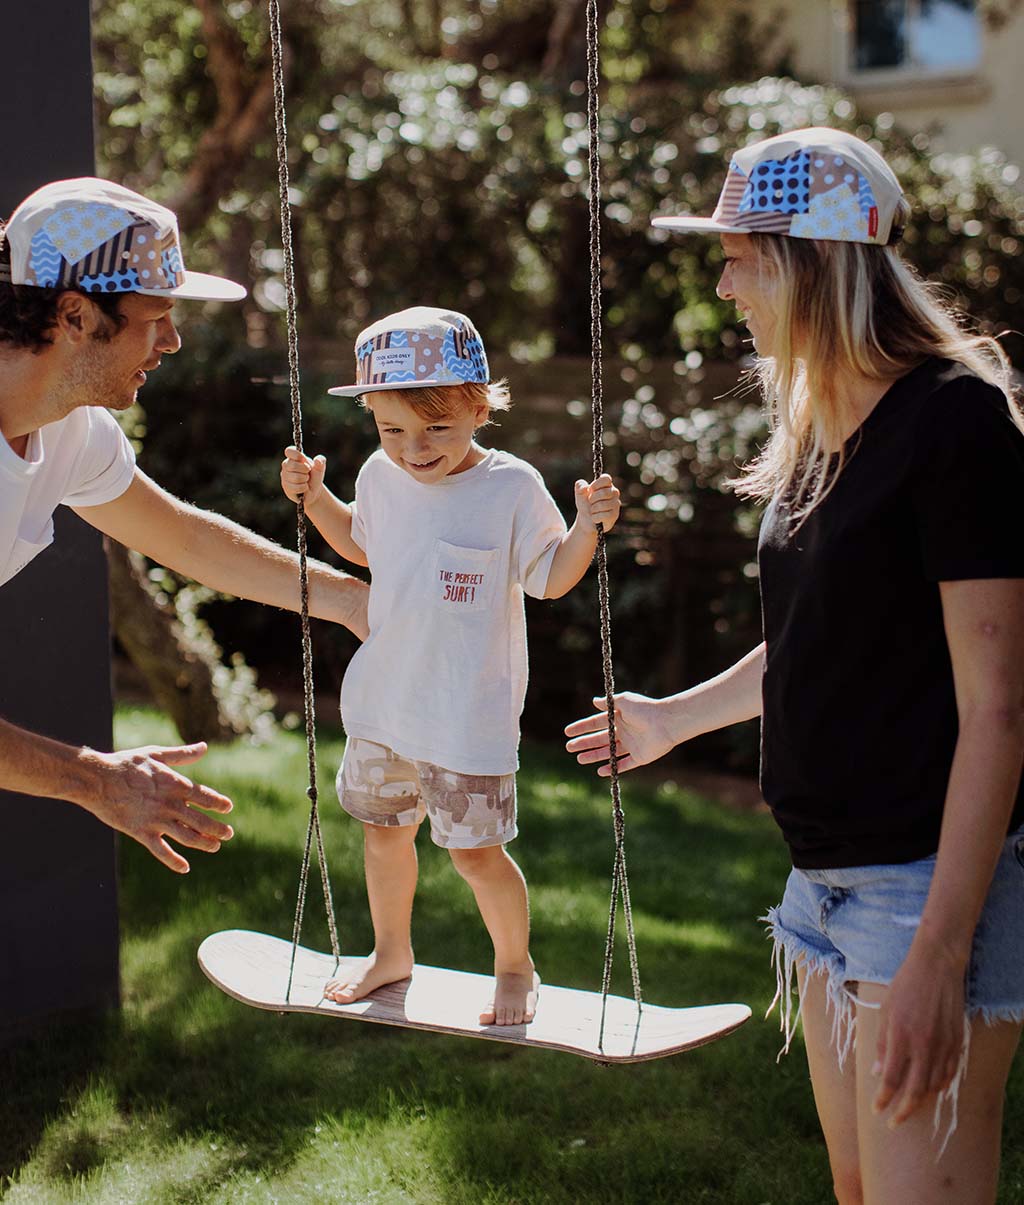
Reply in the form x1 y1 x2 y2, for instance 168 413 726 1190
107 541 234 745
167 0 279 232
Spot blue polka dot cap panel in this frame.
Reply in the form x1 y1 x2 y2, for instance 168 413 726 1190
739 151 812 216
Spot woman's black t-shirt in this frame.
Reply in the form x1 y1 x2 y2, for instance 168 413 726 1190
758 358 1024 869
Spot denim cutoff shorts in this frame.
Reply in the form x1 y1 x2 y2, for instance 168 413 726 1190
763 826 1024 1070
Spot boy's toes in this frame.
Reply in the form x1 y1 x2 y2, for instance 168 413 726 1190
478 1002 497 1026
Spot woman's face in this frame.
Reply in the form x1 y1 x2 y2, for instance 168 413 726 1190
716 233 779 357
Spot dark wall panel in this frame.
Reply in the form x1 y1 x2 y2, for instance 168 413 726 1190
0 4 120 1039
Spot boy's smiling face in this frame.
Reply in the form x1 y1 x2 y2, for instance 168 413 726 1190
368 391 489 483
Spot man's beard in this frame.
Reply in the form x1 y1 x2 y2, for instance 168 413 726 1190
62 341 134 414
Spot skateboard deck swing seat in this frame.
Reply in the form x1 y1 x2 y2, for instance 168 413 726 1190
198 929 751 1063
198 0 751 1062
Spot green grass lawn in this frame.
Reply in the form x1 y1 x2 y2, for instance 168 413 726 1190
3 708 1022 1203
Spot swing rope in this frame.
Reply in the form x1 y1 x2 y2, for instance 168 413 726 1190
268 0 342 1002
585 0 644 1048
267 0 641 1029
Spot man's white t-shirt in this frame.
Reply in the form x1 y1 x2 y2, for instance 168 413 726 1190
341 447 567 775
0 407 136 587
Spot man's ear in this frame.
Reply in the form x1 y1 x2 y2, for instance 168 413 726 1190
53 291 99 343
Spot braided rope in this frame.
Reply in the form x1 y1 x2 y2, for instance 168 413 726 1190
267 0 341 1001
586 0 643 1051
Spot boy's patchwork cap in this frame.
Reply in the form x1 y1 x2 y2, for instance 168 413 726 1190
0 178 246 300
329 306 489 398
652 127 905 246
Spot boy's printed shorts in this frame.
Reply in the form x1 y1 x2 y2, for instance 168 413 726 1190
336 737 517 849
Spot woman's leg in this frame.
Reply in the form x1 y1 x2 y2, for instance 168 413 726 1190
798 965 864 1205
325 820 420 1002
855 982 1022 1205
448 844 539 1026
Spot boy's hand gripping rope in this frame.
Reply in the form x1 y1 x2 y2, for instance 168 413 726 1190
268 0 341 1002
586 0 644 1050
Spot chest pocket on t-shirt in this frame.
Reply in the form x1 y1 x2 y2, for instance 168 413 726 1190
432 540 498 614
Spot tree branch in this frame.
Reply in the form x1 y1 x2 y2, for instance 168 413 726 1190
167 0 281 231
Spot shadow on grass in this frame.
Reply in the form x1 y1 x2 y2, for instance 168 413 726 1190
0 725 828 1202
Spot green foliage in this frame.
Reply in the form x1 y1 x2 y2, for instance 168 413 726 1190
92 5 1024 771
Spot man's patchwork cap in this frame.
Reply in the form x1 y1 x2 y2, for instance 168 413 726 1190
329 306 489 398
652 127 906 246
0 177 246 301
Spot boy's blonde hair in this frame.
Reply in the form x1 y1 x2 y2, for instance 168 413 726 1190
732 222 1022 525
361 379 511 425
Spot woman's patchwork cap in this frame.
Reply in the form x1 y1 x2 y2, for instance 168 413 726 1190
0 177 246 301
652 127 906 245
329 306 489 398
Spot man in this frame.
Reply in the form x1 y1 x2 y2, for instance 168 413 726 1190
0 177 368 873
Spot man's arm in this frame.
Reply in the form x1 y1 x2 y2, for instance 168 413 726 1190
0 715 234 873
74 468 369 638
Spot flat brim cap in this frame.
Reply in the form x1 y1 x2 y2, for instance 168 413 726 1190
136 269 247 302
653 127 905 246
329 305 489 398
651 215 750 235
3 177 246 299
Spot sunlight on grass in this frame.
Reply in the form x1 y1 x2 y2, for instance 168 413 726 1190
1 708 1019 1203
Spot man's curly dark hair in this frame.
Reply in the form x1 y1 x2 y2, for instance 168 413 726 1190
0 224 126 352
0 282 127 353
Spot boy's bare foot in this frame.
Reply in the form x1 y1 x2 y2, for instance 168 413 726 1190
479 968 541 1026
323 949 413 1004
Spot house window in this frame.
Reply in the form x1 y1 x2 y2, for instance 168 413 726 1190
851 0 981 73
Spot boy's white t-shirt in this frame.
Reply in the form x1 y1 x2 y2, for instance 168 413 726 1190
341 447 567 775
0 407 137 587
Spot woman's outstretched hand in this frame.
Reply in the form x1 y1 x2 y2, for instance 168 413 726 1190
564 692 678 777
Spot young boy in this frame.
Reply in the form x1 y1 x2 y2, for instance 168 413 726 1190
280 306 620 1026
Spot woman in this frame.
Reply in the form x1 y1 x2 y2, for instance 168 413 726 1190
566 128 1024 1204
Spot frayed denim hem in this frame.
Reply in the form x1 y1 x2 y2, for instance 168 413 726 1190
761 905 856 1068
759 911 1024 1156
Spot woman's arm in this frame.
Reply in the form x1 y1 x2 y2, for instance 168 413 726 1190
873 577 1024 1126
565 643 765 775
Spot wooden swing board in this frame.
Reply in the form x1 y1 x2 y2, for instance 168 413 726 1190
198 929 751 1063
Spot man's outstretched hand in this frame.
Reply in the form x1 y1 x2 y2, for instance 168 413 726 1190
81 742 234 873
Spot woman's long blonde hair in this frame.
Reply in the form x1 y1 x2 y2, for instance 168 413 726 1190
732 216 1023 522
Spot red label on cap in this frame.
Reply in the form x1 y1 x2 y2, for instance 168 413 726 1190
868 206 879 238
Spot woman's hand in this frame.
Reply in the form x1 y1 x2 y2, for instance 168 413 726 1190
565 692 680 776
871 934 967 1127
